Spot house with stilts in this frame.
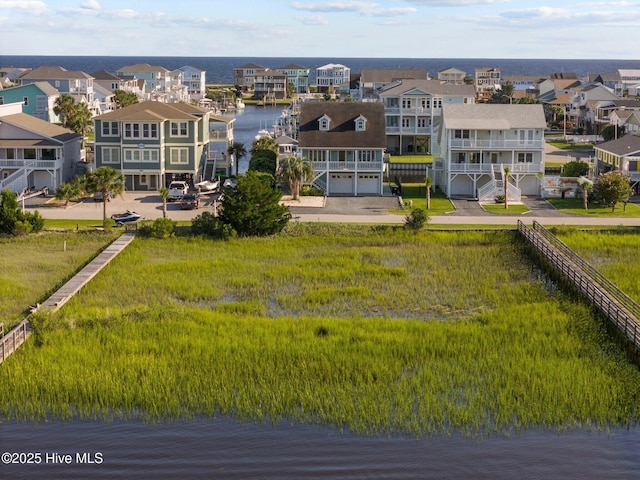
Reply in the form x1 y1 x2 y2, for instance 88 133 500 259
434 104 546 202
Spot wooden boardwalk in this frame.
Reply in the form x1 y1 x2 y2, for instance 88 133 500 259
0 232 136 365
518 220 640 350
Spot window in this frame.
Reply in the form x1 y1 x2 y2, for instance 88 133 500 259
402 118 410 128
418 118 428 128
171 122 188 137
142 150 159 162
308 150 327 162
102 121 119 136
170 148 189 164
124 149 141 162
386 117 399 128
24 148 36 159
454 130 470 139
402 98 412 109
132 123 140 138
355 117 366 132
41 148 56 160
6 148 15 159
23 97 28 106
357 150 374 162
0 97 4 105
517 152 533 163
102 147 120 164
457 153 466 163
140 175 147 185
124 123 132 138
142 124 157 139
318 116 331 131
54 81 60 87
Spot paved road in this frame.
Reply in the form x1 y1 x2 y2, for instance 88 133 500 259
28 191 640 227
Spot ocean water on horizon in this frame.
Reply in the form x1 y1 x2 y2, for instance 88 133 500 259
1 55 638 84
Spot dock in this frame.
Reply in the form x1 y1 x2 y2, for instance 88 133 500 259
0 232 136 364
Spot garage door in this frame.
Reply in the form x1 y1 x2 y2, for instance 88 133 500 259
357 174 380 195
330 174 354 195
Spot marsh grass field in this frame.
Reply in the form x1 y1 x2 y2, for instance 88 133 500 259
2 225 640 436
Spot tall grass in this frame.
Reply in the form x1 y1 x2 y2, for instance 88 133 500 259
1 228 639 436
0 231 119 327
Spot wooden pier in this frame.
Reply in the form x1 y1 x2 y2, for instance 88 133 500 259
0 232 136 365
518 220 640 350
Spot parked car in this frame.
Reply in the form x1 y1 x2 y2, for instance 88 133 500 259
93 191 113 202
180 192 199 210
168 181 189 201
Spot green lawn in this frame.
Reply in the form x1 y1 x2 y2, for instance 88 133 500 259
388 183 455 215
548 198 640 217
547 142 594 151
482 204 530 215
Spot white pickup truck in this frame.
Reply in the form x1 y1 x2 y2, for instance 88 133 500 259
167 181 189 201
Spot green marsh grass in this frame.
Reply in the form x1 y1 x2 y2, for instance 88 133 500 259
0 231 119 327
2 227 640 436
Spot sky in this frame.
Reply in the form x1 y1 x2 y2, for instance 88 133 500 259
2 0 640 59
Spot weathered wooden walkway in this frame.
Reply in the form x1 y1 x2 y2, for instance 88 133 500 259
0 232 136 365
518 220 640 350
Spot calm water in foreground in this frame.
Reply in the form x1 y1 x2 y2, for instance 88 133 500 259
2 418 639 479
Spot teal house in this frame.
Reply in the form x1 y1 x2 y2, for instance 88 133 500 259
0 82 61 123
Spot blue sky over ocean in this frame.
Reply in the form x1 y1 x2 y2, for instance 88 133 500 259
2 0 639 59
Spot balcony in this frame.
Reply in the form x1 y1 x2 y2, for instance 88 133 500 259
449 139 545 150
0 159 60 169
385 126 432 135
448 162 543 174
312 161 384 172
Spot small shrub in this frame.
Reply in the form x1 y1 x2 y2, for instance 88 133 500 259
404 207 428 233
12 220 33 236
138 218 176 239
191 211 236 240
494 195 506 204
300 186 325 196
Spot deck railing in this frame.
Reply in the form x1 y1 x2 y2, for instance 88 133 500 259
0 319 31 365
518 220 640 349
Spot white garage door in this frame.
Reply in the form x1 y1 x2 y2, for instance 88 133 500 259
357 174 380 195
330 174 354 195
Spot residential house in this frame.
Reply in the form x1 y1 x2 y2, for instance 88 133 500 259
593 99 640 134
437 67 466 85
116 63 176 102
177 65 206 100
0 67 30 84
610 110 640 136
298 102 386 196
356 68 429 101
434 104 546 201
233 63 268 93
594 134 640 189
0 108 83 193
17 66 95 112
618 69 640 94
92 83 116 116
315 64 351 94
569 84 620 133
93 101 214 191
207 114 235 178
377 79 475 156
503 75 542 98
92 70 143 98
253 70 288 101
588 73 622 96
475 68 501 101
276 64 310 95
537 77 582 102
275 135 298 157
0 82 61 122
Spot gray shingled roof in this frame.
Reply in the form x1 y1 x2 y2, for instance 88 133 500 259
0 113 80 142
94 101 208 121
442 104 547 130
117 63 169 73
379 79 475 97
19 65 93 80
299 102 386 149
595 134 640 156
360 68 429 83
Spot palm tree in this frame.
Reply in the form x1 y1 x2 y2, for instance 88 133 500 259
66 102 92 148
86 167 125 226
53 94 76 128
503 166 510 209
278 156 314 200
227 142 247 177
250 136 278 156
159 187 169 218
425 176 433 210
579 177 593 210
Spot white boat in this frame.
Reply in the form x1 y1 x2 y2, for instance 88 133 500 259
236 98 245 110
194 179 220 193
255 128 271 140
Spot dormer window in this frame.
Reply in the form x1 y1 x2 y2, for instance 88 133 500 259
318 114 331 131
355 115 367 132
